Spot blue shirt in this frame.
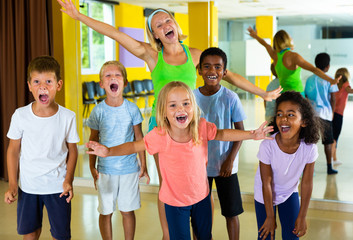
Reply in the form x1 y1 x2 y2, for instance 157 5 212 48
305 74 338 121
87 99 143 175
194 86 246 177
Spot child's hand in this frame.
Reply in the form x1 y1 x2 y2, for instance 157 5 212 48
247 26 258 38
262 86 283 102
57 0 80 20
90 167 99 190
220 158 233 177
259 216 276 240
293 216 307 237
60 180 73 203
86 141 109 157
139 167 150 185
332 75 342 85
4 187 18 204
252 121 274 140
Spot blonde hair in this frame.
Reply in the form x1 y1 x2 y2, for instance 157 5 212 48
99 61 128 84
156 81 201 144
146 8 187 51
273 30 294 52
335 67 350 89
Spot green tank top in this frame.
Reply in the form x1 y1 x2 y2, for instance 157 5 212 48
151 44 197 116
275 49 303 93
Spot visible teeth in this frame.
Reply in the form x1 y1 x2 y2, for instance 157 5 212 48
176 115 187 122
207 76 217 80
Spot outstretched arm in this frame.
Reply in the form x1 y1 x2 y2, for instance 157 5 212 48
223 71 282 102
247 26 277 60
57 0 155 63
293 162 315 238
214 121 273 142
86 139 146 157
345 85 353 94
294 53 341 85
133 124 150 184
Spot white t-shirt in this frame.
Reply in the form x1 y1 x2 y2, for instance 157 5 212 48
7 103 80 194
254 133 318 205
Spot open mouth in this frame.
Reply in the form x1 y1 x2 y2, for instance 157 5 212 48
39 94 49 103
110 83 119 92
207 75 218 80
176 115 187 123
165 30 174 39
281 125 290 133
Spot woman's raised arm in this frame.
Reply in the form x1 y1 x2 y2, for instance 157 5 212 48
247 26 277 61
57 0 155 63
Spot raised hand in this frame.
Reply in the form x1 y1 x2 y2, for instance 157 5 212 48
57 0 80 20
263 86 283 102
251 121 274 140
247 26 258 38
332 75 342 85
86 141 110 157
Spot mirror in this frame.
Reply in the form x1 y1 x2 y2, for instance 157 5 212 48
76 9 353 204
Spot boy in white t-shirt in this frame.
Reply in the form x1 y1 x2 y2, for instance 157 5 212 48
4 56 79 240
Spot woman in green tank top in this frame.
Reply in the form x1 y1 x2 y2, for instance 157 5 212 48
248 27 339 94
58 2 282 117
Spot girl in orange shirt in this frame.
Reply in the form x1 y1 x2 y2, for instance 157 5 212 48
86 81 273 240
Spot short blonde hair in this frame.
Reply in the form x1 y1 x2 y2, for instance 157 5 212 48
146 8 187 51
273 30 294 52
99 61 128 84
335 67 350 89
156 81 201 145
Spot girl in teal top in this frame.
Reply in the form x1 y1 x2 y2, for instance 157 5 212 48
248 27 340 94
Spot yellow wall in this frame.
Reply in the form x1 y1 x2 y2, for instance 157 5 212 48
188 1 218 87
60 0 83 144
255 16 275 90
175 13 189 46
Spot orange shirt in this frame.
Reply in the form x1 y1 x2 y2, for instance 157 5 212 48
144 118 217 206
335 81 350 116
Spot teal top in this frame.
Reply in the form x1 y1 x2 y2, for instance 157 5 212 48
151 44 197 116
275 49 303 93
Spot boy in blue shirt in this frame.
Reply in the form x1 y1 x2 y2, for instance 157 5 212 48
5 56 79 240
87 60 149 240
305 53 339 174
194 48 246 240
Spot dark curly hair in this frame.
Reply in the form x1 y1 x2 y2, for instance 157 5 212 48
268 91 321 144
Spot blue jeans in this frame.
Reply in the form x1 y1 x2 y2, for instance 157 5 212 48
255 192 300 240
165 193 212 240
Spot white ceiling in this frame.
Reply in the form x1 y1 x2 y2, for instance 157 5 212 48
109 0 353 26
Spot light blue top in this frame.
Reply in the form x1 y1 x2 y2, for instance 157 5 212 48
194 86 246 177
87 99 143 175
265 78 280 122
305 74 339 121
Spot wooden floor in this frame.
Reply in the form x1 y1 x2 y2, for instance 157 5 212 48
1 180 353 240
2 98 353 239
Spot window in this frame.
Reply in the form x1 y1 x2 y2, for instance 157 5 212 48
80 2 115 74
